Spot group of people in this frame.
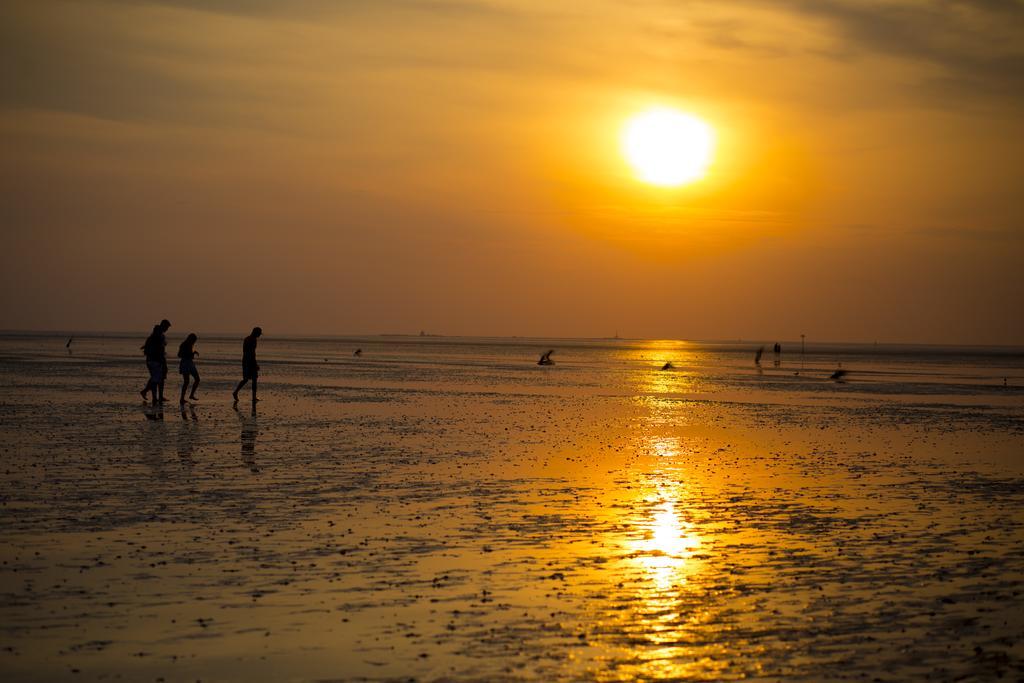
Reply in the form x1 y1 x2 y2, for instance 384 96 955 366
140 320 263 404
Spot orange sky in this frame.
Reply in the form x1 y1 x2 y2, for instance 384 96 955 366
1 0 1022 343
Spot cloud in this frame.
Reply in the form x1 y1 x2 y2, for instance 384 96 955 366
0 0 542 127
764 0 1024 107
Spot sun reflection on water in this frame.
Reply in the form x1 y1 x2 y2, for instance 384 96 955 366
629 480 702 588
627 342 706 417
592 421 726 680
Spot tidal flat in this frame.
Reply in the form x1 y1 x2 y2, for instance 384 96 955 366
1 335 1023 681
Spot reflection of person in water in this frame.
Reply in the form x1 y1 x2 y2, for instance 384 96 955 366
234 402 259 473
140 403 169 479
176 403 198 465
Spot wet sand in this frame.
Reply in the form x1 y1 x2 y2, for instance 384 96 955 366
1 335 1023 681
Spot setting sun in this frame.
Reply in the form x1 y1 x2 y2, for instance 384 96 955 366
623 108 715 187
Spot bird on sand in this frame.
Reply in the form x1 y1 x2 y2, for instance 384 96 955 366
353 349 362 357
829 369 848 381
538 350 555 366
661 362 674 371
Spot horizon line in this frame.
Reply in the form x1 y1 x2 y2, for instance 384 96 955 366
1 328 1021 350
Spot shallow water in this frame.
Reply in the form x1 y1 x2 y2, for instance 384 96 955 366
1 334 1023 681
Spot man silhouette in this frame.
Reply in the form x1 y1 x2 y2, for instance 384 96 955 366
140 319 171 402
232 327 262 403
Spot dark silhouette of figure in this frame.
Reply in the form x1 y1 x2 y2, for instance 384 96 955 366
232 327 262 403
140 325 161 400
829 368 848 381
354 348 362 357
754 346 764 365
178 333 200 404
661 362 674 371
773 342 781 367
537 349 555 366
140 319 171 402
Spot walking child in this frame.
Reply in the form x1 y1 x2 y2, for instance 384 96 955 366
178 333 200 404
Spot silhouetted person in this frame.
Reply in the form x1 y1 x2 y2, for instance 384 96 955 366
140 319 171 402
178 333 200 404
754 346 764 365
773 342 781 367
538 349 555 366
140 325 161 400
232 327 262 403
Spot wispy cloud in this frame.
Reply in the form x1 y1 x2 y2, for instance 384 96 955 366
758 0 1024 106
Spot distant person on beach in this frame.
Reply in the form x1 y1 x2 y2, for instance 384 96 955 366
140 319 171 402
773 342 781 367
177 333 200 404
232 327 262 403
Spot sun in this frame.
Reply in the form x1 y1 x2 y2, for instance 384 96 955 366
622 108 714 187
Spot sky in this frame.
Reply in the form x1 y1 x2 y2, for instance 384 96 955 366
1 0 1022 344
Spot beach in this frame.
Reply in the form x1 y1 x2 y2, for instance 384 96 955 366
1 334 1023 681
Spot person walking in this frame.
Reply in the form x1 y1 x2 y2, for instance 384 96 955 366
232 327 262 403
178 333 200 404
140 319 171 402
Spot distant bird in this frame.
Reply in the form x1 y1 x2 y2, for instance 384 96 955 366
661 362 674 371
538 349 555 366
829 369 848 381
754 346 764 365
353 349 362 357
